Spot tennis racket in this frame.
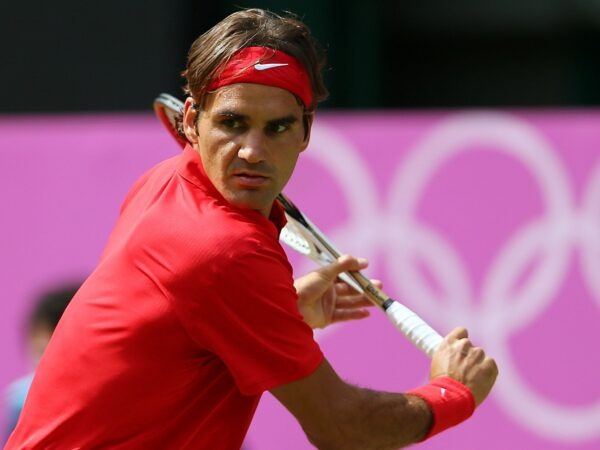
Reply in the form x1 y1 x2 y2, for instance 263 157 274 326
153 93 443 357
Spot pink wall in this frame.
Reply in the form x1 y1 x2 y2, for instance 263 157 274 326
1 111 599 448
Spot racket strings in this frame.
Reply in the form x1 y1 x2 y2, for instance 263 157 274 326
153 92 443 357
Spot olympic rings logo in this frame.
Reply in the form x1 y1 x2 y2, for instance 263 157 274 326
296 112 600 443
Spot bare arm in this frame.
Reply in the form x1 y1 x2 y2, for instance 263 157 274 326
283 256 498 449
271 358 432 450
271 326 497 450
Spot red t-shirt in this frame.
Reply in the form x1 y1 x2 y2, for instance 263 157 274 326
7 145 323 449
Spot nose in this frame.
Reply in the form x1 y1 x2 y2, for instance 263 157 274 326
237 130 267 164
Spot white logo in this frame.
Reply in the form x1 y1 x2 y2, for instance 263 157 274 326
302 114 600 443
440 388 447 398
254 63 288 71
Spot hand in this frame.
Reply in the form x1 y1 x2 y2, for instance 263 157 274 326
430 327 499 406
294 255 379 329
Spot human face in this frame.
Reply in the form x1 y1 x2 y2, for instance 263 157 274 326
183 83 310 217
28 323 53 366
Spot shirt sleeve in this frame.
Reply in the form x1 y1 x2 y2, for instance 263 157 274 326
167 232 324 395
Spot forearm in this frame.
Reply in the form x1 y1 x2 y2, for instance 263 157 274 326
273 357 483 450
308 384 432 450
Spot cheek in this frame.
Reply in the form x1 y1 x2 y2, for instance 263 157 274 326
199 134 237 170
276 148 302 182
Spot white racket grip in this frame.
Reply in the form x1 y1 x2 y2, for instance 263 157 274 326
385 301 443 358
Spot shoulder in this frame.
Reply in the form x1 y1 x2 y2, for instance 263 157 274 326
135 196 288 278
186 207 288 273
120 155 180 212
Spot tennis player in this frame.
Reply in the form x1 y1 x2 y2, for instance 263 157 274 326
6 8 497 450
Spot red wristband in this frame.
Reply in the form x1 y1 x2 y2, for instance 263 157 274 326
408 377 476 440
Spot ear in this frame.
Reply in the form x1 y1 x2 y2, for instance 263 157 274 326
183 97 199 144
300 112 314 152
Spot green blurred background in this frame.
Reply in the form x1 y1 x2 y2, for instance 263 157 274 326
2 0 600 111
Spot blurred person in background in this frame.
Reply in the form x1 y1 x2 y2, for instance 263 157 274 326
4 283 78 440
6 9 497 450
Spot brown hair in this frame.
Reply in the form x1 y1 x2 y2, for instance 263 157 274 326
182 8 328 112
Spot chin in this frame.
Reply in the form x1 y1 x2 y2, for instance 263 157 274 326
226 192 273 215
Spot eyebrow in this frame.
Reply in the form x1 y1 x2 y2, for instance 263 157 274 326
267 115 299 128
214 110 299 127
214 110 248 121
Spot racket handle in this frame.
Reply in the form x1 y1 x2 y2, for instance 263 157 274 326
384 301 443 358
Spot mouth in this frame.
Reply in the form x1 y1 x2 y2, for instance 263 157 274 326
231 171 270 188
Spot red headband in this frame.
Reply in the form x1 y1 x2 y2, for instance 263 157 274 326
207 46 313 108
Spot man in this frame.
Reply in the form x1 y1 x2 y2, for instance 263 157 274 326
4 283 78 441
6 8 497 450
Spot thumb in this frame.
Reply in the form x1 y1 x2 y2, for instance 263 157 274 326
444 326 469 344
315 255 369 282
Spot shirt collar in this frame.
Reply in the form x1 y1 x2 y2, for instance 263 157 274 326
177 144 287 232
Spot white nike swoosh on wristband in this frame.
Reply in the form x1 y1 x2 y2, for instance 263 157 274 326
254 63 289 71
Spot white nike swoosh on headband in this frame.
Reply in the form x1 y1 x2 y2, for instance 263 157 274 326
254 63 289 71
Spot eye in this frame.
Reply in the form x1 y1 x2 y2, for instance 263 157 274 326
221 118 245 130
266 122 289 135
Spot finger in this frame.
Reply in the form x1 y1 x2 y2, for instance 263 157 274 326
334 282 360 296
331 308 371 324
470 346 486 363
370 279 383 289
445 326 468 344
335 295 375 309
485 357 499 380
316 255 369 282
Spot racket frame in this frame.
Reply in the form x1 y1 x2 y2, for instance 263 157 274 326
153 93 443 357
